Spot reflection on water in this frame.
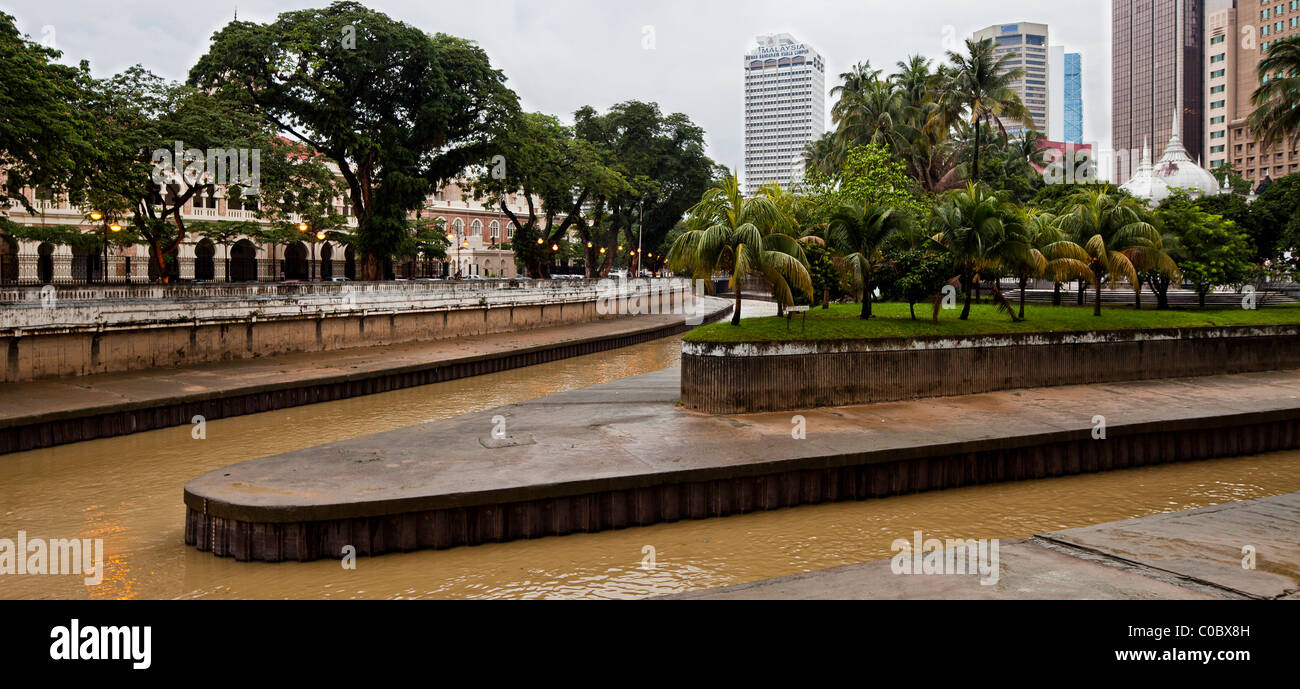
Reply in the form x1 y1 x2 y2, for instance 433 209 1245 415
2 330 1299 599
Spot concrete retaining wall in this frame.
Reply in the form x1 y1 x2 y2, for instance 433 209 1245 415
681 325 1300 413
184 413 1300 562
2 279 700 382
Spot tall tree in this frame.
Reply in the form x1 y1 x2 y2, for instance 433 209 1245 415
0 11 94 216
189 1 520 280
931 38 1032 183
929 183 1024 321
668 175 812 324
1247 35 1300 152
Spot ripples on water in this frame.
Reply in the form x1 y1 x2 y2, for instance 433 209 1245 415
2 325 1298 599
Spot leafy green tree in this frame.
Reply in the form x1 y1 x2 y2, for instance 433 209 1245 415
74 67 277 281
806 144 927 226
1193 192 1263 260
800 241 843 308
1210 163 1252 195
1248 173 1300 262
189 1 521 280
877 248 953 320
467 112 621 278
668 175 812 324
1157 198 1253 307
574 101 715 277
0 12 94 216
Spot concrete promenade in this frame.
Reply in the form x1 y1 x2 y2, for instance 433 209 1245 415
0 298 731 453
669 491 1300 599
184 365 1300 561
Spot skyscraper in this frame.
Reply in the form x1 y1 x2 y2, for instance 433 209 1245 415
1064 53 1084 144
1111 0 1205 182
973 23 1051 136
743 33 826 196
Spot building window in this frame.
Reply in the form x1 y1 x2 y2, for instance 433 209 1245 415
1211 100 1225 109
1211 116 1225 124
471 219 483 238
1211 85 1225 93
1211 53 1225 63
1211 69 1225 78
1211 131 1225 139
452 218 464 237
1211 35 1226 45
489 220 500 240
1211 145 1225 153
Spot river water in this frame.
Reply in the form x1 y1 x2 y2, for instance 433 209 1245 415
3 325 1299 599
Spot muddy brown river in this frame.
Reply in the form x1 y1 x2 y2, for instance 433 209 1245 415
3 332 1299 599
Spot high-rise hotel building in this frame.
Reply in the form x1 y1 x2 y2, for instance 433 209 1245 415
1112 0 1206 182
974 23 1053 136
1205 0 1300 186
743 33 826 196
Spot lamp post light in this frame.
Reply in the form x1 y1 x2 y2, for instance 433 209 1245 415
297 222 312 280
89 211 105 284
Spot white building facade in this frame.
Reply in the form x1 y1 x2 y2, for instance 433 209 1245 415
743 33 826 196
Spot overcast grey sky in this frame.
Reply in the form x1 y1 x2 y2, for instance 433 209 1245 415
5 0 1115 173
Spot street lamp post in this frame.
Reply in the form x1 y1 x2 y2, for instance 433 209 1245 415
297 222 310 280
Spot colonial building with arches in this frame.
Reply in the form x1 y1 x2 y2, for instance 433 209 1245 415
0 179 527 284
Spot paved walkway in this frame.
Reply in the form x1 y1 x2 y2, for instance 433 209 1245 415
0 304 727 430
184 366 1300 523
668 491 1300 600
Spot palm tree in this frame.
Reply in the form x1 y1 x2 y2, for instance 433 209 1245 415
668 174 813 325
929 183 1024 321
836 79 912 154
1057 190 1177 317
1247 36 1300 151
828 202 910 319
931 38 1033 183
1009 210 1094 319
802 132 841 178
830 61 884 123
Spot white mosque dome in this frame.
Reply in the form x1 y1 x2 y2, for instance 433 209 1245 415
1121 115 1221 203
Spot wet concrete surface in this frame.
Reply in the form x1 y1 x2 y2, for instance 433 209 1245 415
668 491 1299 599
184 366 1300 524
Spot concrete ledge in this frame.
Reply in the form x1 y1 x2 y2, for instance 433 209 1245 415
667 491 1300 599
182 367 1300 562
681 325 1300 413
0 300 732 454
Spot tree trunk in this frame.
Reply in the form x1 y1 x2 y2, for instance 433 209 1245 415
1133 277 1142 310
822 288 829 309
1199 288 1208 308
1052 282 1061 306
1077 280 1085 305
731 285 743 325
1018 275 1028 319
960 273 973 320
860 278 872 319
909 301 916 320
1094 278 1103 316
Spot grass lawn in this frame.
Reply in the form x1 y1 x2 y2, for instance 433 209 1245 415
684 301 1300 343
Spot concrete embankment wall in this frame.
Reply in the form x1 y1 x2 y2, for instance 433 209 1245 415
0 279 696 382
681 325 1300 414
184 411 1300 562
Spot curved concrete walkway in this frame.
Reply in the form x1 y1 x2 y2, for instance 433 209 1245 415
0 298 732 453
